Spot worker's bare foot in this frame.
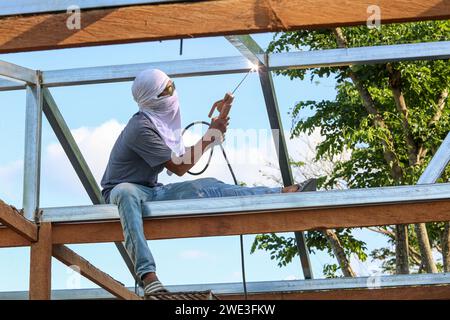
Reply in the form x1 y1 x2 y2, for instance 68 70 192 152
281 185 299 193
142 272 159 286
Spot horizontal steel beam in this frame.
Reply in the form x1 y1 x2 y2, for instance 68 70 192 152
0 0 191 17
41 183 450 223
0 60 36 83
1 273 449 300
1 41 449 92
2 182 450 247
269 41 450 71
0 56 251 91
2 196 450 247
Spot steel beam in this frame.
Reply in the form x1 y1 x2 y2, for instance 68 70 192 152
0 60 36 83
1 41 450 91
22 78 43 221
40 183 450 223
258 67 313 279
42 88 142 287
42 89 103 204
269 41 450 71
418 132 450 184
0 0 192 17
0 55 251 91
1 272 449 300
224 35 265 66
225 34 313 279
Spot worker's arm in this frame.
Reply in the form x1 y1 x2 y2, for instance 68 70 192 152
165 116 229 176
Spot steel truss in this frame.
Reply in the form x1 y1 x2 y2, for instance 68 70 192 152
1 31 450 299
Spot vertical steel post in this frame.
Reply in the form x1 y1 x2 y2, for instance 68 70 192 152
258 64 313 279
225 34 314 279
23 72 43 221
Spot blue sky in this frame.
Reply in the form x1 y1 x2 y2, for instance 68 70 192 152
0 33 388 293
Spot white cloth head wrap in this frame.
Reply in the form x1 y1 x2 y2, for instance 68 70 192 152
132 68 185 157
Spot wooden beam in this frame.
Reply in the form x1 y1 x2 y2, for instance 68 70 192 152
49 200 450 245
52 244 141 300
3 199 450 248
0 227 31 248
0 200 37 242
0 0 449 53
29 222 52 300
219 284 450 300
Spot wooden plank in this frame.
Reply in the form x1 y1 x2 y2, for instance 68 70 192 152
0 227 31 248
0 200 38 241
49 200 450 245
52 244 141 300
4 199 450 247
219 284 450 300
0 0 449 53
29 222 52 300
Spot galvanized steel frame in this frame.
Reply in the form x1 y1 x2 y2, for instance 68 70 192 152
225 34 313 279
1 41 450 91
1 35 450 297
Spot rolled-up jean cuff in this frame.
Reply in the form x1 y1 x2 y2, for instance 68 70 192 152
138 267 156 280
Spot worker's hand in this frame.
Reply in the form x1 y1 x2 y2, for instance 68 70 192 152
209 116 230 134
207 116 230 144
208 92 234 118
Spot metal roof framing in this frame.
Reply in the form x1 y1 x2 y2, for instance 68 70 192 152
0 0 449 300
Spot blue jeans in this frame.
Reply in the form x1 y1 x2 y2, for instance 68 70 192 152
109 177 282 280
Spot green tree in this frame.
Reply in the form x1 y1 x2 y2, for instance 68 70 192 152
251 20 450 277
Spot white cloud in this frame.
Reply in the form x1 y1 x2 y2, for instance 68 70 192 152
283 274 300 281
0 159 23 206
160 127 334 188
178 249 210 260
228 271 243 282
40 119 125 204
1 119 337 207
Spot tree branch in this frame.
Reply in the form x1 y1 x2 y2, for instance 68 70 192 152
386 63 419 166
428 88 449 127
321 229 356 277
367 227 395 237
417 88 449 161
332 27 404 181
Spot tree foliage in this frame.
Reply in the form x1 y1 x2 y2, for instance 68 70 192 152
251 20 450 277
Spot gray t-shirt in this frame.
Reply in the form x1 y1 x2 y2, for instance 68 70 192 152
101 112 173 203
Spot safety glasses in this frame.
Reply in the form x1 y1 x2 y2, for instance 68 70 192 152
157 81 176 98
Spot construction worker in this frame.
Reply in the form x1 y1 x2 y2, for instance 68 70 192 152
100 68 316 297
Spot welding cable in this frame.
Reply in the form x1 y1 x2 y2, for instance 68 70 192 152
182 120 248 300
